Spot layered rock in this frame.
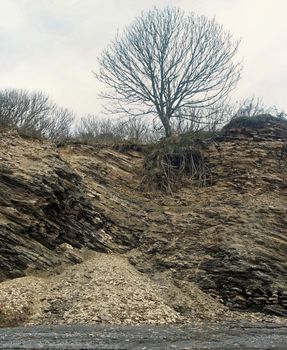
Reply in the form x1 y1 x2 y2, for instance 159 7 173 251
197 117 287 315
0 131 112 281
1 116 287 323
127 117 287 317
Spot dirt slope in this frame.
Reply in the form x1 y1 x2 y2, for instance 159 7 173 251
1 117 287 325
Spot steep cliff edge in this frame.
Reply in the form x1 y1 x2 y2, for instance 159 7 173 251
1 116 287 325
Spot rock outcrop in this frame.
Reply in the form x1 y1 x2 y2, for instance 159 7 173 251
197 117 287 316
126 116 287 317
0 131 113 281
1 116 287 324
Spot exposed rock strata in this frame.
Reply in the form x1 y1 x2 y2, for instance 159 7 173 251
0 131 113 281
1 117 287 324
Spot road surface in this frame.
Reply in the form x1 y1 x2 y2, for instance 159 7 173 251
0 323 287 349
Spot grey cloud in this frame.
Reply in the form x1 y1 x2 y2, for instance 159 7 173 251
0 0 286 116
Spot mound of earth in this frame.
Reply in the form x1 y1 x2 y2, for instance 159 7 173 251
222 114 287 136
0 116 287 326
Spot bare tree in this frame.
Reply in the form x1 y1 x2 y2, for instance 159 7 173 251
0 89 51 130
0 89 74 140
175 97 287 136
43 107 75 141
75 115 122 143
232 96 286 119
75 115 159 144
96 7 241 137
171 101 231 135
114 117 153 142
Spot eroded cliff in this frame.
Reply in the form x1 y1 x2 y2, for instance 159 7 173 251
1 116 287 325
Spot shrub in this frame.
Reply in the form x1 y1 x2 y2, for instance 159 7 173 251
0 89 74 141
141 135 211 193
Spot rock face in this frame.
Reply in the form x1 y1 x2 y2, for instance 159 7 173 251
1 116 287 324
0 131 113 281
197 118 287 316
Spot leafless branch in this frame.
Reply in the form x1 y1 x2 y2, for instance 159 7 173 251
96 7 242 137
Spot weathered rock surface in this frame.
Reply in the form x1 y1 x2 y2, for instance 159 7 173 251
0 131 114 281
1 117 287 325
59 118 287 318
197 119 287 315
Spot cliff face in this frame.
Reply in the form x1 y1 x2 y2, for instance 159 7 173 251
0 117 287 324
0 131 114 281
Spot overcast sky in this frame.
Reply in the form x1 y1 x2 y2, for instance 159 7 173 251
0 0 286 117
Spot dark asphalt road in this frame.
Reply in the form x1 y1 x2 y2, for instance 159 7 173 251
0 323 287 349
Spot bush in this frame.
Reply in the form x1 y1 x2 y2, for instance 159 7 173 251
141 135 211 193
74 115 162 145
0 89 74 141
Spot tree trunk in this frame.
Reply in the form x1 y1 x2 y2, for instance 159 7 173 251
161 114 172 137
